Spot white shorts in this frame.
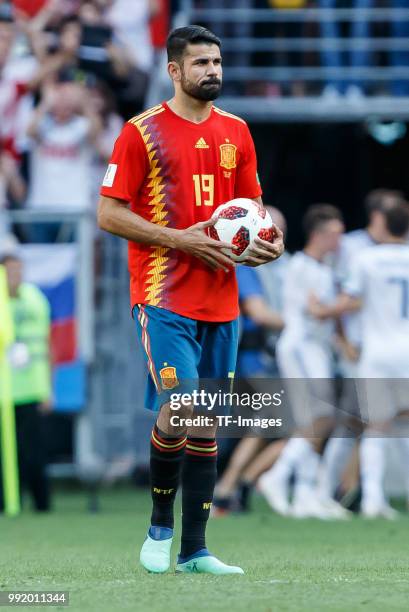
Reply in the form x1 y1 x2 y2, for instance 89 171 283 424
356 378 409 424
357 350 409 424
276 338 336 430
359 345 409 379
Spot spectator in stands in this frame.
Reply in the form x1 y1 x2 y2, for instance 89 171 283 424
104 0 156 117
76 5 133 85
0 8 39 157
0 244 52 512
105 0 155 74
25 82 101 242
78 1 103 25
0 148 26 238
88 81 123 213
49 13 83 79
319 0 373 98
390 0 409 96
149 0 169 61
27 9 132 105
57 4 148 117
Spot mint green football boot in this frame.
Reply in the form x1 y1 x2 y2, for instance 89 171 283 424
176 549 244 575
140 526 173 573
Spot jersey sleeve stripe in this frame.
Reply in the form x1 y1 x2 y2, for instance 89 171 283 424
127 108 166 154
129 110 161 126
213 107 246 124
128 108 166 131
128 104 163 124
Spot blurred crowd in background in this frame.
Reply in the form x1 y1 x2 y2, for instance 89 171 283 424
0 0 409 241
0 0 175 242
2 0 409 239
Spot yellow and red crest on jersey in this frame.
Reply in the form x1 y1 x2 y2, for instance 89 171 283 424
219 143 237 169
160 366 179 389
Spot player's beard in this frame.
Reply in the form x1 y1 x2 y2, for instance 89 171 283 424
181 72 222 101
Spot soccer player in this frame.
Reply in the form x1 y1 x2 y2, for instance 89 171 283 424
98 26 283 574
317 189 405 506
309 201 409 518
258 204 348 519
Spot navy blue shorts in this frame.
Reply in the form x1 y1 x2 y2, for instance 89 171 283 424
133 305 239 412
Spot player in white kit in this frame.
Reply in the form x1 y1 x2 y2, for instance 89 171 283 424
259 205 348 519
309 201 409 518
317 190 406 506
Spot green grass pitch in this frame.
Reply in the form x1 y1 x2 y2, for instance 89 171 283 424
1 489 408 611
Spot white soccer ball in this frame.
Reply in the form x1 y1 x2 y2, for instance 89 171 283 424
208 198 275 262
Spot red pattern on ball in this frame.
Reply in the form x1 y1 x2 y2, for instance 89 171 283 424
258 227 275 242
218 206 248 220
232 226 250 255
208 226 219 241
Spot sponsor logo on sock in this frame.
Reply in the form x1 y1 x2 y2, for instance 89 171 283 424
202 502 212 510
153 487 175 494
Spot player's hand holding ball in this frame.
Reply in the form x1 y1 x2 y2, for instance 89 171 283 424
207 198 284 267
175 217 238 272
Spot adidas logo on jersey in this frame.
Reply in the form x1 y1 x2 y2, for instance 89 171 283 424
195 137 209 149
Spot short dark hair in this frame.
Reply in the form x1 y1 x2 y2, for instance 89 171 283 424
364 188 404 215
58 14 81 34
384 202 409 237
167 25 221 63
303 204 343 238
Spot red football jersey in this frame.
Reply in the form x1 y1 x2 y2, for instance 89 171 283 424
100 102 262 321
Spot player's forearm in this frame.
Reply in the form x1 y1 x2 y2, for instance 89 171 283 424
313 294 361 320
256 311 284 331
26 104 48 139
8 172 26 203
84 109 103 144
97 196 180 248
243 298 284 331
338 293 362 314
27 54 65 92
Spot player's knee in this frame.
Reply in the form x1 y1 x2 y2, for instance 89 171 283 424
161 400 194 423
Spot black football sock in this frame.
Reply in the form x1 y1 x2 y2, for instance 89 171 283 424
149 424 186 530
180 437 218 558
